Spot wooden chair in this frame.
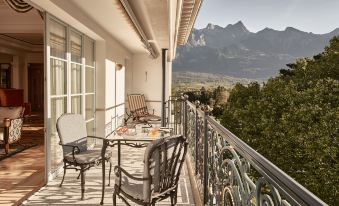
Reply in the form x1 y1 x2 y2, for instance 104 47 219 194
56 113 112 199
126 94 161 123
0 106 24 154
113 135 188 205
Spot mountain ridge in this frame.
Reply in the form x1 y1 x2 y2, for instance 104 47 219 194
174 22 339 79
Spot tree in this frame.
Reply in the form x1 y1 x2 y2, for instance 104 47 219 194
220 37 339 205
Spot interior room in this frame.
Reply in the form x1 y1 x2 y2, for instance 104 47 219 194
0 0 45 205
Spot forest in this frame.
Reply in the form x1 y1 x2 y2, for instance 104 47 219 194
184 37 338 205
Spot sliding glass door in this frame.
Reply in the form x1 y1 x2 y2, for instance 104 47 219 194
45 14 95 176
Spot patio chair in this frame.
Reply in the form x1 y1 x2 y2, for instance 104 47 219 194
0 106 24 154
56 113 112 200
113 135 188 205
126 94 161 123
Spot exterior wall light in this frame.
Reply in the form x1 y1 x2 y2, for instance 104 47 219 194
115 63 123 71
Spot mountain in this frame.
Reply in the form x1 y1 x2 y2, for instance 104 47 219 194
174 22 339 79
172 71 254 92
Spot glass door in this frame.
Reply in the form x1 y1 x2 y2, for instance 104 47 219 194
45 14 95 177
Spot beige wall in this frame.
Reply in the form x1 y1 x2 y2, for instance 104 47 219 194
95 38 132 137
127 53 172 117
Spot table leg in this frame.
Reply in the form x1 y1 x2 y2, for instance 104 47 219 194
100 140 107 205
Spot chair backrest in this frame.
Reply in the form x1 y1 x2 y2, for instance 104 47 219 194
0 106 24 121
142 135 188 202
127 94 149 117
56 114 88 153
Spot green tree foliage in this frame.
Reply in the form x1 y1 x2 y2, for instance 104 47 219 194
220 37 339 205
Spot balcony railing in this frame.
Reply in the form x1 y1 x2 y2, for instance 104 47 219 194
167 96 327 206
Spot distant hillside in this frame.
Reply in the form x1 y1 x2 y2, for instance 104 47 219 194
172 71 254 92
173 21 339 79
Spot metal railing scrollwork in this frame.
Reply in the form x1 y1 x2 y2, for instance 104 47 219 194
169 96 327 206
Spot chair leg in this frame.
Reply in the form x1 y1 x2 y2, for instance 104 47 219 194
59 162 67 187
113 192 117 206
80 166 86 200
5 143 9 155
171 190 177 205
108 161 112 186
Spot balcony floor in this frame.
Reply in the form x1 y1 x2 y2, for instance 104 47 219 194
22 144 195 206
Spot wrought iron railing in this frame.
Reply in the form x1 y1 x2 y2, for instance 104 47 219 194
167 96 327 206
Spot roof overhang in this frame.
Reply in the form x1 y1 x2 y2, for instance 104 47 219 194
177 0 202 45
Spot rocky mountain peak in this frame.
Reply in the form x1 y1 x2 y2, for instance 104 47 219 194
175 22 339 79
205 23 222 30
225 21 249 33
285 27 302 33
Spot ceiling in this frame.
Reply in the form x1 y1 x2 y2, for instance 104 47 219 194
69 0 146 53
0 33 43 45
0 0 43 34
67 0 170 55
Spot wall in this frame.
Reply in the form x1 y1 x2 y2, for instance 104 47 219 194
0 51 43 102
128 53 168 116
95 40 130 137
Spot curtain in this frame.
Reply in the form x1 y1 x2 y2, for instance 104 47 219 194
4 0 33 13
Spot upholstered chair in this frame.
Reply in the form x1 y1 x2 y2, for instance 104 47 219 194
56 113 112 200
0 106 24 154
113 135 188 205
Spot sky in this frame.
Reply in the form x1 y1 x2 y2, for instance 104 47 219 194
194 0 339 34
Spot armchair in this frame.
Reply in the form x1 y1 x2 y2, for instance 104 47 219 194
56 113 112 200
113 135 188 205
0 106 24 154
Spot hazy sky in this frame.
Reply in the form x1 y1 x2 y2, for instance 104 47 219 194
194 0 339 34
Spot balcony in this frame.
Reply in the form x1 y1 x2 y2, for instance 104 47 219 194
22 96 326 205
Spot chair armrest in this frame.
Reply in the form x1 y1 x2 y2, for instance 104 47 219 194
2 117 23 128
114 165 148 187
59 143 81 162
87 135 107 140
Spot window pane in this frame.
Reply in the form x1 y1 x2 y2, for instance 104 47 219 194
85 67 94 93
71 96 82 114
50 59 66 95
50 97 66 171
50 19 66 59
85 94 94 120
70 31 82 63
84 37 94 66
71 64 81 94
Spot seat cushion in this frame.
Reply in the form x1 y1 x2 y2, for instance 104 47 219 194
64 148 112 164
120 180 144 201
139 114 161 122
0 107 24 121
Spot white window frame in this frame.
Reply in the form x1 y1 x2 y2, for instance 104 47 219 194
45 13 96 179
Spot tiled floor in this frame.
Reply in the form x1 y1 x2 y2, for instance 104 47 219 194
23 145 195 206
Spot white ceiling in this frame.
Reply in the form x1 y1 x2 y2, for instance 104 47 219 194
70 0 146 53
66 0 170 55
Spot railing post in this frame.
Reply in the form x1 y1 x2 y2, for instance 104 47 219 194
161 101 166 127
195 101 200 175
203 106 209 205
184 95 188 138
